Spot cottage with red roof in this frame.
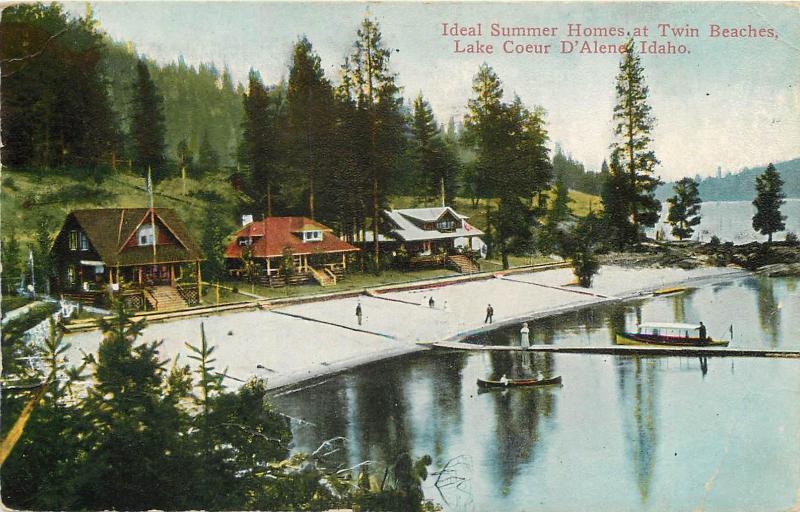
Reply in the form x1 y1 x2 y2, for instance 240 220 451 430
224 217 359 287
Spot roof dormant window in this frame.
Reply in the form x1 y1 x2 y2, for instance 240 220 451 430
302 230 322 242
138 225 156 246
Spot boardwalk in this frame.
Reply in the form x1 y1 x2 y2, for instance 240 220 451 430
429 341 800 358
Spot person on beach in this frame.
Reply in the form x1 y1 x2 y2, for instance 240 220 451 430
699 321 707 343
356 302 363 326
429 296 435 308
485 304 494 324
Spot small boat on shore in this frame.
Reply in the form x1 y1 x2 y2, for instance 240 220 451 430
616 322 730 347
652 286 689 296
477 376 562 388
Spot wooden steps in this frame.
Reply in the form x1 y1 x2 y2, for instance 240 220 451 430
447 254 480 274
146 285 189 311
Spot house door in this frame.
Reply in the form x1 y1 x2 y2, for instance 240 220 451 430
142 265 171 285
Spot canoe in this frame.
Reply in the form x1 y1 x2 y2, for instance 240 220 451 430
477 376 562 388
653 286 689 296
615 333 729 347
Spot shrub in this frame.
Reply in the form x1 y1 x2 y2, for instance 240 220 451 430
785 232 799 246
709 235 721 247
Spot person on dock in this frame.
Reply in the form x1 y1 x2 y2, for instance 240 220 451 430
699 321 707 343
429 296 435 308
485 304 494 324
356 302 363 326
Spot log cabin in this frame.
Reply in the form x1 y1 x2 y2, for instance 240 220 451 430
50 208 204 311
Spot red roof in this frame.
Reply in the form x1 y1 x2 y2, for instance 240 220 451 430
224 217 359 259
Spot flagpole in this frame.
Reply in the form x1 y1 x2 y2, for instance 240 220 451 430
148 167 157 263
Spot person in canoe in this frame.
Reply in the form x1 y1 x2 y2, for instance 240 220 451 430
499 374 509 386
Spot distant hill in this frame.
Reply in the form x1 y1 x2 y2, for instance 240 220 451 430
657 158 800 202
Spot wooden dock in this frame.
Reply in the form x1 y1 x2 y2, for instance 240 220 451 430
428 341 800 358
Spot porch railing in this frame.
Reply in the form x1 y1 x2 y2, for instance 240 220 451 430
176 283 200 306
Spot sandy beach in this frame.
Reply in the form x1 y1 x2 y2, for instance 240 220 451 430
62 264 748 391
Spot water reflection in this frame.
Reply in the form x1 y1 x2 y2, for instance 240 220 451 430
616 357 659 503
272 277 800 511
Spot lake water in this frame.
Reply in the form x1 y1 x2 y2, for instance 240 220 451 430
273 276 800 511
650 198 800 243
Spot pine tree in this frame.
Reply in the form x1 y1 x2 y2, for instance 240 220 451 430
752 163 786 243
610 39 661 241
176 139 193 172
667 177 702 240
601 152 636 250
0 3 114 170
464 67 551 268
410 93 459 205
197 130 219 174
241 70 282 216
546 174 572 228
1 227 22 294
131 60 167 179
287 37 336 220
200 208 227 283
340 17 405 271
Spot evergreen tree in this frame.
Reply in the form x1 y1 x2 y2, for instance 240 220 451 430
176 138 193 173
410 93 459 205
609 39 661 241
1 3 114 169
560 212 602 287
197 130 220 174
1 227 22 293
131 60 167 179
32 216 54 294
340 17 405 271
752 163 786 243
601 153 636 250
545 175 572 231
667 177 702 240
464 67 552 268
286 36 336 220
241 70 283 216
200 208 227 283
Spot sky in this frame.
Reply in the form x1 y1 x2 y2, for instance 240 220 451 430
65 1 800 181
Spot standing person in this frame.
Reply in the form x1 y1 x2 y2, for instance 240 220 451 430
485 304 494 324
429 296 435 308
356 302 363 326
698 321 707 343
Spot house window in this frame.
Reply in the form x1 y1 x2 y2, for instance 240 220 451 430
79 232 90 251
65 266 76 285
69 231 78 251
238 237 252 246
437 220 456 232
138 225 155 246
303 231 322 242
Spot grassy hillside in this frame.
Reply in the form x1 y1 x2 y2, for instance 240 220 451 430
1 168 244 245
389 189 601 232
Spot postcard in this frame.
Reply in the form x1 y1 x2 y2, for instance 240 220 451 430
1 2 798 511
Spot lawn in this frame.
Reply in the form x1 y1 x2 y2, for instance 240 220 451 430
222 267 461 300
1 295 33 314
389 189 601 233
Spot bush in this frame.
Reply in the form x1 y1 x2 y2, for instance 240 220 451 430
785 232 799 246
708 235 721 247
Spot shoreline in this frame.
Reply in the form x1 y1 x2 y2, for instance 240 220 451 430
265 266 752 395
61 264 754 396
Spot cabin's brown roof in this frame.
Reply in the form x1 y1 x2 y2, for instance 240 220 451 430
64 208 203 266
